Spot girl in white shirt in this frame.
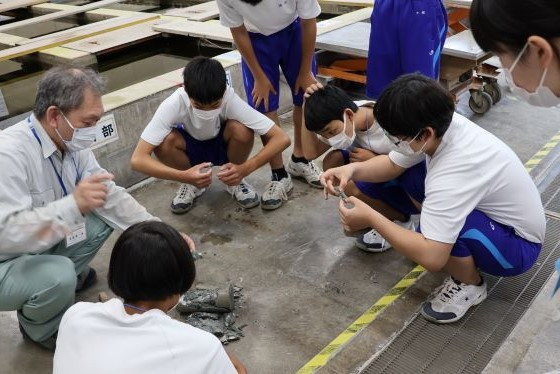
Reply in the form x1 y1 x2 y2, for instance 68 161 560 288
54 221 245 374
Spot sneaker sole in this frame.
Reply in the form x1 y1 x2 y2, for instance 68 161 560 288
287 172 323 189
170 205 194 215
355 240 392 253
420 289 488 324
234 198 260 210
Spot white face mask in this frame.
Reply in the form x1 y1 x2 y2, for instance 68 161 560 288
504 42 560 108
192 106 221 121
384 129 428 156
56 112 98 152
319 113 356 150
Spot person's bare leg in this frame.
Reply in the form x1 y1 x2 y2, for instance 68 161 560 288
264 111 287 170
223 120 254 164
443 255 482 285
154 129 191 169
292 106 304 158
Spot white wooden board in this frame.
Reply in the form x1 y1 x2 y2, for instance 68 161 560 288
164 1 220 22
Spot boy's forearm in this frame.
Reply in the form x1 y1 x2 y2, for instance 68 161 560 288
245 129 290 173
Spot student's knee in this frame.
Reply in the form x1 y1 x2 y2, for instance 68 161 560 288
154 129 185 159
225 120 254 145
323 150 344 170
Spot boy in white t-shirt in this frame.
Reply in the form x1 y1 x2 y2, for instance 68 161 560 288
216 0 323 191
322 74 546 324
131 57 291 213
302 84 426 252
54 221 245 374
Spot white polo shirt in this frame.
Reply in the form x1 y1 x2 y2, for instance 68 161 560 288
217 0 321 36
141 86 274 145
53 299 237 374
421 113 545 244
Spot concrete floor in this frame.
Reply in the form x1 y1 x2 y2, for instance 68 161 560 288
1 86 560 374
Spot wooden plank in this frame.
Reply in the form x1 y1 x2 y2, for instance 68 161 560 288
0 13 158 62
0 0 128 34
153 18 234 43
0 0 45 13
444 0 471 9
316 7 372 35
154 7 372 43
318 0 371 7
164 1 219 22
63 21 160 54
442 30 489 60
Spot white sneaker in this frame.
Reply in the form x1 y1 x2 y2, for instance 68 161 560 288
421 277 487 324
287 159 323 189
226 179 260 209
171 184 205 214
261 175 293 210
355 219 415 253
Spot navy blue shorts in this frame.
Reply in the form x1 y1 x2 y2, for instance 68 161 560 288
450 210 541 277
366 0 448 99
341 149 426 216
241 18 317 113
176 123 229 166
418 210 542 277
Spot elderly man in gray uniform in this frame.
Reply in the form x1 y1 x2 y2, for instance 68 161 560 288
0 67 182 350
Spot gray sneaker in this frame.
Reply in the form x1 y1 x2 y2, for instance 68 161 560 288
226 179 260 209
171 184 205 214
287 159 323 189
261 175 293 210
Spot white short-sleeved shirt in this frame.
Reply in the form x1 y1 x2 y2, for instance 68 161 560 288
217 0 321 36
317 100 424 168
53 299 237 374
141 86 274 145
421 113 545 244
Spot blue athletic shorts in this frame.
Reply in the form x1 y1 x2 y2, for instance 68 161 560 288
241 18 318 113
341 149 426 216
176 123 229 166
419 210 542 277
366 0 448 99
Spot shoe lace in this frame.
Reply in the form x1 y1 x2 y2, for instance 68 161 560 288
437 279 464 303
177 184 196 200
304 161 320 176
230 181 252 198
266 181 288 200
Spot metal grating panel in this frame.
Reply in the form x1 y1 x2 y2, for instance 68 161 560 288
541 175 560 213
361 217 560 374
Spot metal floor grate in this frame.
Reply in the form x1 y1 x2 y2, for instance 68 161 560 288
361 180 560 373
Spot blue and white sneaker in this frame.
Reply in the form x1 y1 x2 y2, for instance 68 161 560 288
421 277 487 324
226 179 260 209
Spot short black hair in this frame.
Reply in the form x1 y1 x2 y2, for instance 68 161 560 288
471 0 560 56
183 57 227 104
304 85 359 132
108 221 196 303
374 73 455 138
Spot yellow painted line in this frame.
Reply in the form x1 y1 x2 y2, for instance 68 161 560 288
525 130 560 172
297 129 560 374
296 265 425 374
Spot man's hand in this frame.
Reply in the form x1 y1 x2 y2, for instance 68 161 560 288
217 163 249 187
295 70 317 97
179 163 213 189
180 232 196 252
252 75 277 112
350 148 377 163
320 164 354 199
73 173 114 214
339 196 375 232
304 81 324 99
